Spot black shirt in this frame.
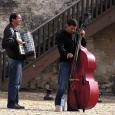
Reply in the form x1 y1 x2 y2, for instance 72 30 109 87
56 30 87 62
81 37 87 47
56 30 78 62
2 24 25 60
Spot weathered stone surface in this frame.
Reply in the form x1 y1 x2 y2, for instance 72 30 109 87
87 23 115 94
0 0 74 37
0 92 115 115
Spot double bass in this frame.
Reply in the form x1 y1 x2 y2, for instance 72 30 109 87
67 29 99 112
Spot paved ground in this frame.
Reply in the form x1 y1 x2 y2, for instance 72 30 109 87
0 91 115 115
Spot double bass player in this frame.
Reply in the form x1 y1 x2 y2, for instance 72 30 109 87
55 19 86 112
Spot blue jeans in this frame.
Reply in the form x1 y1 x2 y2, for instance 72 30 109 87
7 58 24 107
55 62 71 106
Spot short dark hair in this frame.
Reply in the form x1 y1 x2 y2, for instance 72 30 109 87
67 19 78 26
9 12 18 23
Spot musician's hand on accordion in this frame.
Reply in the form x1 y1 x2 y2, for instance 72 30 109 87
16 38 26 45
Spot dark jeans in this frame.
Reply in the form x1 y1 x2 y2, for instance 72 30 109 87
55 62 71 106
7 58 23 107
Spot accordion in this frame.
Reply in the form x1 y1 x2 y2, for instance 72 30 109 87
15 31 36 59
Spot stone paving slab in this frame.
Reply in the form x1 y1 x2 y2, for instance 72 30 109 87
0 92 115 115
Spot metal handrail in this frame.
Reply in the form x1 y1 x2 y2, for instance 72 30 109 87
31 0 81 33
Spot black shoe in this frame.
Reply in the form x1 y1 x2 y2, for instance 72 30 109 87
44 95 54 100
7 104 25 109
67 108 79 111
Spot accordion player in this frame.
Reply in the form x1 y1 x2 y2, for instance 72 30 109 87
15 31 36 59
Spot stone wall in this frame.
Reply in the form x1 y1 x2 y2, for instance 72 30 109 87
87 23 115 94
0 0 75 37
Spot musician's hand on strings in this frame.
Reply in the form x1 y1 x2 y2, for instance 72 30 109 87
80 29 85 38
67 53 73 59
